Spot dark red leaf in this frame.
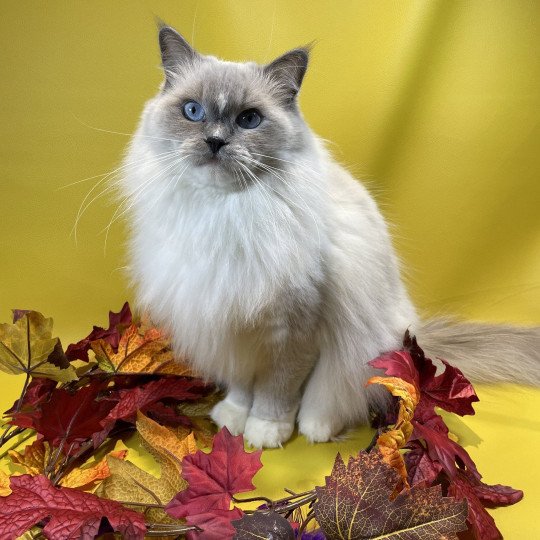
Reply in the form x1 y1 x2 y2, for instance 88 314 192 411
65 302 132 362
100 377 209 433
412 415 480 480
0 474 146 540
143 401 192 428
405 441 443 487
166 427 262 519
5 378 56 416
10 381 115 454
448 470 507 540
453 469 523 508
370 332 479 417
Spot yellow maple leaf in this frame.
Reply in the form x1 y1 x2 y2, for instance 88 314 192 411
0 311 77 382
91 324 193 376
367 376 420 486
0 469 10 496
9 440 126 491
97 412 198 528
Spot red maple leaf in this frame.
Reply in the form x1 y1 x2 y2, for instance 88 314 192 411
99 377 209 433
165 427 262 534
65 302 132 362
372 332 523 539
5 377 57 416
447 469 522 540
10 381 115 454
0 474 146 540
370 331 479 417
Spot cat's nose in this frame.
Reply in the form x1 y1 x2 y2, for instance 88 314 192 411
205 137 228 154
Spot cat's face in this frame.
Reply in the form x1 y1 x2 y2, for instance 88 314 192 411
142 26 310 186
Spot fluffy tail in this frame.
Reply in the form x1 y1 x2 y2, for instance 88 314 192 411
415 318 540 386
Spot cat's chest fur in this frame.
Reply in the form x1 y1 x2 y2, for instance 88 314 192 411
127 164 327 356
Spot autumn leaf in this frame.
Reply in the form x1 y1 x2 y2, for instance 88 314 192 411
91 323 193 376
0 474 146 539
367 375 418 485
447 468 523 540
233 511 295 539
9 381 115 454
136 411 197 493
405 441 443 487
98 412 198 529
0 470 10 497
166 427 262 518
98 377 210 436
0 311 77 382
370 331 479 418
314 451 468 540
9 439 127 491
66 302 132 362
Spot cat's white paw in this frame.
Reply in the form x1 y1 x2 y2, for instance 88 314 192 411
244 416 295 448
298 415 344 443
210 399 250 435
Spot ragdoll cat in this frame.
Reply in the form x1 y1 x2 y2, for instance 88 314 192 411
122 25 540 448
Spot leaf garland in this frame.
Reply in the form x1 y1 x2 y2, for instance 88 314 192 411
0 305 525 540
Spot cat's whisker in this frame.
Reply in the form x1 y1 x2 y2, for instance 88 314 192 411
103 159 191 254
104 156 187 236
57 149 179 190
71 152 179 245
71 115 184 144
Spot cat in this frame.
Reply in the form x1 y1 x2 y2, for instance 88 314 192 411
121 25 540 448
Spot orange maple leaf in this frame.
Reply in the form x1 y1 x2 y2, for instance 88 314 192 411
91 324 193 376
367 375 419 486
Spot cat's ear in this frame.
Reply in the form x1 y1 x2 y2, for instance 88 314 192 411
158 25 199 87
264 46 310 104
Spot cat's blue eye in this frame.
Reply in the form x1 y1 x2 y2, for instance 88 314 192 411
182 101 205 122
236 109 262 129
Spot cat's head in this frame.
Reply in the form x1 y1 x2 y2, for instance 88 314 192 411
139 25 311 184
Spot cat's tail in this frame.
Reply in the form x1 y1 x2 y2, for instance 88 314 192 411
415 318 540 386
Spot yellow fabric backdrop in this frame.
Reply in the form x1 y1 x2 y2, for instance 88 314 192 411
1 1 539 537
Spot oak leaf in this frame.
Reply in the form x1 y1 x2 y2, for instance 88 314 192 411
314 451 468 540
91 323 193 376
0 311 77 382
0 474 146 539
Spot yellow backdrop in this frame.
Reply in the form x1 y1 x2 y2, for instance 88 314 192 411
1 1 539 537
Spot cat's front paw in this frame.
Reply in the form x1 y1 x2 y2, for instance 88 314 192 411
211 399 250 435
244 416 295 448
297 415 344 443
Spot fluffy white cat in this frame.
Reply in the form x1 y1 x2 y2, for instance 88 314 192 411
121 26 539 448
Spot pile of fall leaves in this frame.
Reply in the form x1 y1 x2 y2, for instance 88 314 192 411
0 304 523 539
